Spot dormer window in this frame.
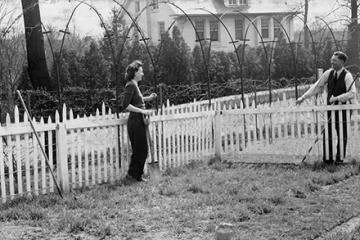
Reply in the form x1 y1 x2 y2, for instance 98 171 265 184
151 0 159 10
229 0 237 5
226 0 247 6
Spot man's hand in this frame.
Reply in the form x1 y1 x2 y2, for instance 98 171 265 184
296 97 304 105
329 95 338 104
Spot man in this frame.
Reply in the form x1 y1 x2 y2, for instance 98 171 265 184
296 51 357 164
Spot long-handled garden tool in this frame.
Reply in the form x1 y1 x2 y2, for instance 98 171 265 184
16 90 63 198
301 73 359 163
143 114 161 182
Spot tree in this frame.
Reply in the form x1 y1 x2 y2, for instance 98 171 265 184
303 0 310 49
50 51 71 88
335 0 359 67
191 44 205 84
172 26 191 84
81 41 111 88
348 0 359 66
0 35 27 119
21 0 53 90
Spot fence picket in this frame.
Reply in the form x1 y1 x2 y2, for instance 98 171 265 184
6 114 14 200
103 129 108 183
90 127 96 186
32 129 39 196
339 110 344 160
183 116 188 166
39 118 46 194
14 107 23 196
47 116 54 193
84 127 89 186
78 129 83 187
331 110 336 161
115 115 120 179
24 132 31 196
176 118 181 166
0 131 6 203
109 126 114 183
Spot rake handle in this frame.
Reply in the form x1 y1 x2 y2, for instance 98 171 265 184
16 90 63 198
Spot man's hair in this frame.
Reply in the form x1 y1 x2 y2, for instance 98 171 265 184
333 51 348 62
125 60 143 81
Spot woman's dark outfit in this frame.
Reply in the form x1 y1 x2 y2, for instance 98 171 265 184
122 81 148 181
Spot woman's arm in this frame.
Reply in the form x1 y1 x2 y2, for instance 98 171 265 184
126 104 149 114
143 93 157 102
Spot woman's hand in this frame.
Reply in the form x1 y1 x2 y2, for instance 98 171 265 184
141 109 153 116
149 93 157 100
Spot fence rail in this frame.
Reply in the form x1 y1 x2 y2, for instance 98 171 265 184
0 92 360 203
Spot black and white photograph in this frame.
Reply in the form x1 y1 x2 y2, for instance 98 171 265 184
0 0 360 239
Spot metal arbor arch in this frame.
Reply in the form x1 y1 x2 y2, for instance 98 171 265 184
316 16 340 51
43 0 116 113
192 8 247 106
237 13 274 104
291 14 319 80
270 15 300 99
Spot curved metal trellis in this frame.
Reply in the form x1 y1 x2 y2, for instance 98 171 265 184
41 0 117 115
165 1 212 106
315 16 340 51
291 14 319 80
271 15 299 99
237 13 273 105
193 8 246 106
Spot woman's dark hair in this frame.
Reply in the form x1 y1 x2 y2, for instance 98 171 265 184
333 51 348 62
125 60 143 81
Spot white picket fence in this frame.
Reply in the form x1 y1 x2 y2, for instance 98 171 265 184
0 89 359 203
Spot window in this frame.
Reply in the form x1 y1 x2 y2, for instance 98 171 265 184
273 19 282 38
159 22 165 38
261 17 270 39
195 19 205 41
228 0 237 5
235 18 243 40
209 20 219 41
239 0 247 4
151 0 159 9
135 1 140 12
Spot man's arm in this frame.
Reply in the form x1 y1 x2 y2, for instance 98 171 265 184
334 72 356 103
296 70 330 104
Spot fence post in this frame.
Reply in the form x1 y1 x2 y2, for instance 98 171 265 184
56 123 69 193
214 104 222 160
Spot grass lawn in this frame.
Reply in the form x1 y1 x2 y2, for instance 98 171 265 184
1 157 360 240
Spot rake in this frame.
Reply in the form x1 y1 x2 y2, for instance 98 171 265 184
16 90 63 198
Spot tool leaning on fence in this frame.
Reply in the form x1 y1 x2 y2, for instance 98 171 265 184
300 72 360 163
143 113 161 181
16 90 64 198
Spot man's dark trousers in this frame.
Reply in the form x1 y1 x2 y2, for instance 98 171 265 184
323 108 348 163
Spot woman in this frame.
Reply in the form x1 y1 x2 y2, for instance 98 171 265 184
122 60 157 182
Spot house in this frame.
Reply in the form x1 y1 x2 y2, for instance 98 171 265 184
120 0 298 51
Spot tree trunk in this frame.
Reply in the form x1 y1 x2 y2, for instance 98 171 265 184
348 0 359 66
21 0 52 90
303 0 309 49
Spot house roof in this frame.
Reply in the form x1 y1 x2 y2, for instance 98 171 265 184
168 0 297 16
